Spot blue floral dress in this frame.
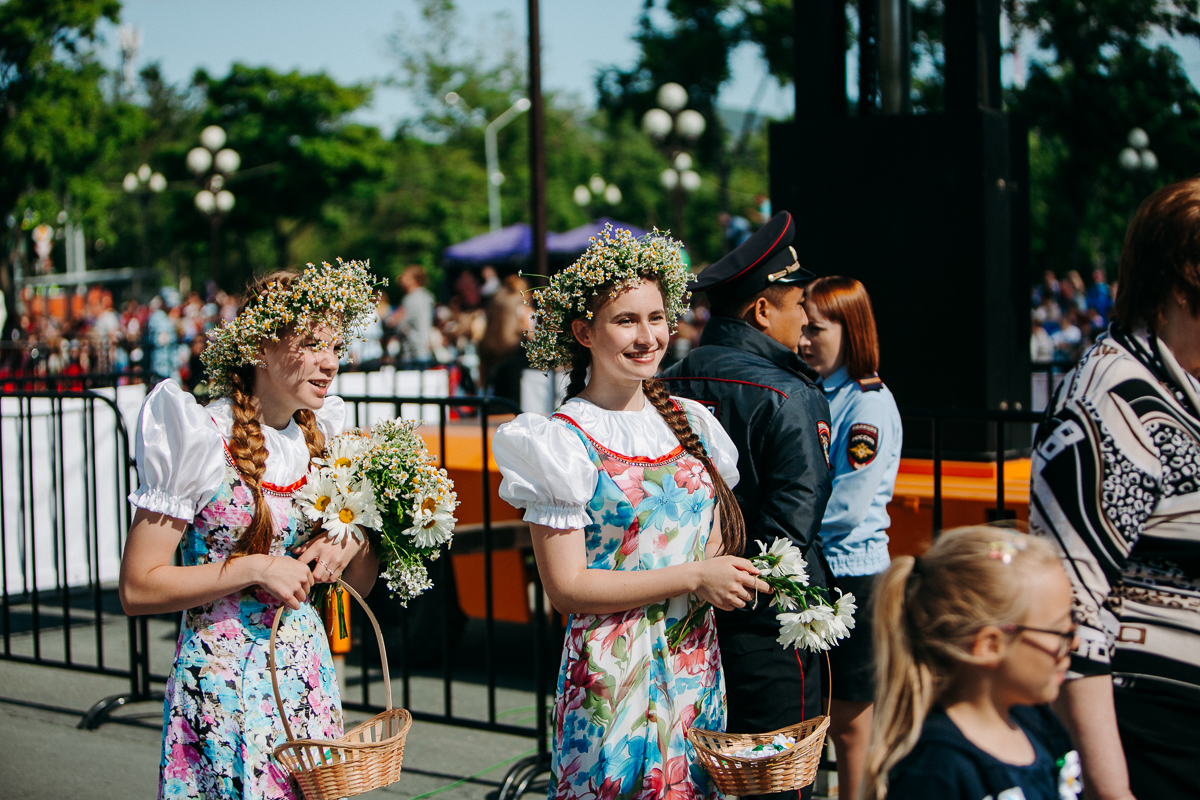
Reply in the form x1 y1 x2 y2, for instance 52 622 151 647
546 407 726 800
129 381 345 800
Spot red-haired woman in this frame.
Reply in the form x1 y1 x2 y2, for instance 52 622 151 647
799 276 902 800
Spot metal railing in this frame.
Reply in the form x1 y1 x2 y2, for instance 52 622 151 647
0 388 161 726
898 406 1046 535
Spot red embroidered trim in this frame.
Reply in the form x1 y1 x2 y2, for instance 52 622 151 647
220 441 308 496
657 375 789 400
551 413 687 466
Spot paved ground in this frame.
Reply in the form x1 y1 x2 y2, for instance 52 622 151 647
0 605 835 799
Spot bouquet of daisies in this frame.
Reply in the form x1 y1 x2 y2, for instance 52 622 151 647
297 419 458 607
667 537 856 652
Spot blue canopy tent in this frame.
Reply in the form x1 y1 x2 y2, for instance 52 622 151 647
441 218 650 272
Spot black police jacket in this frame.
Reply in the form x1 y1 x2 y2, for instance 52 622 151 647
661 315 833 633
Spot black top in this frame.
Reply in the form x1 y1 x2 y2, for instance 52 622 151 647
887 705 1079 800
661 315 833 632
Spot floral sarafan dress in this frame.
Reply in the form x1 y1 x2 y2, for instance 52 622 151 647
128 380 345 800
494 397 740 800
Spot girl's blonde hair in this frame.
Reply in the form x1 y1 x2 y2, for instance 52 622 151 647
862 526 1060 800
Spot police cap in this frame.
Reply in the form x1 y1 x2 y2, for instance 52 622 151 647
690 210 814 311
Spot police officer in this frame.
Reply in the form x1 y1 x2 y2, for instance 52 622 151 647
799 276 902 800
661 211 832 800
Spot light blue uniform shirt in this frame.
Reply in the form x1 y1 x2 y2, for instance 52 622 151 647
818 365 902 577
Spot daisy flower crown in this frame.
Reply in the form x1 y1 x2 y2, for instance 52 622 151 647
524 224 692 372
201 258 386 397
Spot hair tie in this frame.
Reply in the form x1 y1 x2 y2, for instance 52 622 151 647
987 540 1022 564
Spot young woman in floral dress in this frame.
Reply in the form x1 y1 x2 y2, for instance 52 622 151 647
494 228 770 800
119 263 381 800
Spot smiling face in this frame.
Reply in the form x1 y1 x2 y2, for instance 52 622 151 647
255 322 342 418
571 279 670 390
799 300 846 378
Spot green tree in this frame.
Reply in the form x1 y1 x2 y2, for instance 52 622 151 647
0 0 123 315
190 65 386 285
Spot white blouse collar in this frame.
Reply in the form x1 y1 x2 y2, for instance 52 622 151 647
556 396 682 460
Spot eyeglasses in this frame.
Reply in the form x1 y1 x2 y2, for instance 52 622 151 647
1002 613 1081 659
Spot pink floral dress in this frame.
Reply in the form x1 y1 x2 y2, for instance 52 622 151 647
546 408 726 800
128 380 345 800
158 457 342 800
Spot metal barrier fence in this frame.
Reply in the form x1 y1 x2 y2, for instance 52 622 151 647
0 387 161 727
0 385 553 795
898 405 1047 535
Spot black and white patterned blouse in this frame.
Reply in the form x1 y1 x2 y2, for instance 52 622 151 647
1030 324 1200 696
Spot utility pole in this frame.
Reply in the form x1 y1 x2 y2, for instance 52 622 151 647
527 0 548 277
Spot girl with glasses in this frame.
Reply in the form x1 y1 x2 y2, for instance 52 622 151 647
862 527 1082 800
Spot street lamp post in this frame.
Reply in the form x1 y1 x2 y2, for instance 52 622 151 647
573 174 623 209
187 125 239 280
122 163 166 272
446 93 531 232
642 82 705 242
1119 127 1158 213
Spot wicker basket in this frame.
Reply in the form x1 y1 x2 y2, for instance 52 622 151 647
269 580 412 800
687 653 831 796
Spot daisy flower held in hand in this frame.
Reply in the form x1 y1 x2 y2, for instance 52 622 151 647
753 537 809 584
323 490 369 544
296 470 338 523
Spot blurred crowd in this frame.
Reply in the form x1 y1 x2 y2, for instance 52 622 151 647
1030 268 1115 365
4 264 719 401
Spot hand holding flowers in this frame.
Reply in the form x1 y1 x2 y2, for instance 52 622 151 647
297 419 458 606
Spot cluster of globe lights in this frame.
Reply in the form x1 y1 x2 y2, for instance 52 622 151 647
1118 127 1158 174
573 174 623 207
641 82 705 193
187 125 240 216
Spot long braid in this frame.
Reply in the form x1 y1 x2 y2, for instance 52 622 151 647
293 409 326 463
228 367 275 557
643 377 746 556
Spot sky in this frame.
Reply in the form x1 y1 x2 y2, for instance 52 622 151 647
97 1 1200 139
97 0 797 135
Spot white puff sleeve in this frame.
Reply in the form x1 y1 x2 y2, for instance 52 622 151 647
677 397 741 489
493 413 597 530
128 380 227 522
314 396 347 436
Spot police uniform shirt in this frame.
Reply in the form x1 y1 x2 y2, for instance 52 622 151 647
819 365 902 578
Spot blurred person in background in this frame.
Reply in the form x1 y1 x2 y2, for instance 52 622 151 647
397 265 435 363
1031 177 1200 799
479 276 532 406
1088 267 1114 324
798 276 902 800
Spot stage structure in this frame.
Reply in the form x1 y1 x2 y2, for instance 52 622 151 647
770 0 1031 457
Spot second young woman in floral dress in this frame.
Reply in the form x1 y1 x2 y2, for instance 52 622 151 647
494 228 770 800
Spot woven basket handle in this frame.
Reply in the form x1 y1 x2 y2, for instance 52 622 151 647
269 579 393 744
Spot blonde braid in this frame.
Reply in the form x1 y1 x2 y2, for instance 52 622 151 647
643 378 745 556
293 409 326 463
228 368 275 557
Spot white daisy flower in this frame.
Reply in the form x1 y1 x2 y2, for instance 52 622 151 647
777 605 838 652
403 507 456 549
323 490 368 544
296 468 339 522
833 590 857 633
316 433 369 471
754 537 810 585
357 477 384 531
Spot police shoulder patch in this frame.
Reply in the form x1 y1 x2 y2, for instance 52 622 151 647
817 420 832 470
856 375 883 392
847 423 880 470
